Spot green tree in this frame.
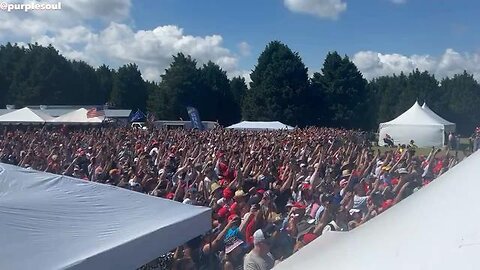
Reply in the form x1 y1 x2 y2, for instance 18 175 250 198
437 71 480 134
369 72 408 123
201 61 240 125
398 69 439 115
96 65 114 105
110 63 147 110
312 52 368 128
230 76 247 122
8 43 75 106
230 76 247 107
0 73 7 107
71 60 102 105
155 53 206 120
243 41 310 126
146 80 161 115
0 43 26 106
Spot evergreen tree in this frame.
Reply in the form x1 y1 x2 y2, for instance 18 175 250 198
8 43 75 106
312 52 368 128
0 43 25 106
230 76 247 107
438 71 480 134
156 53 206 120
230 76 247 121
96 65 114 105
243 41 310 126
201 61 239 125
369 72 408 123
146 80 161 115
397 69 439 115
110 63 147 110
70 60 102 105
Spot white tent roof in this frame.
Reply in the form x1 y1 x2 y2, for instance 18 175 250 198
52 108 104 124
226 121 294 130
422 102 456 128
380 101 444 127
0 163 211 270
276 151 480 270
0 107 53 124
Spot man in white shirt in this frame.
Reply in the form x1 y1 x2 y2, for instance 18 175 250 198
244 229 275 270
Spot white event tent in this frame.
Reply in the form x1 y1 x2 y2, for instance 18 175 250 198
0 107 53 124
422 102 456 132
378 101 454 147
226 121 294 131
276 151 480 270
52 108 104 124
0 163 211 270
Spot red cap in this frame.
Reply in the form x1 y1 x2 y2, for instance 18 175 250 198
257 189 265 195
228 214 239 223
219 179 229 187
217 207 230 219
293 202 306 209
301 183 311 190
166 192 175 200
223 188 234 200
230 202 238 213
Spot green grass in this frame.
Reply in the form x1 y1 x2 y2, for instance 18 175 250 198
371 145 469 160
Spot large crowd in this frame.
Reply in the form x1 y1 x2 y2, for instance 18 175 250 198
0 126 465 270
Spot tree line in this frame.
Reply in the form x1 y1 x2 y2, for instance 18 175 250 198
0 41 479 134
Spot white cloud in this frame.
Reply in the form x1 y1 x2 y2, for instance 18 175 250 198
229 70 252 85
352 49 480 81
35 23 241 81
238 42 251 56
62 0 131 21
284 0 347 19
0 0 131 39
390 0 406 4
0 0 246 82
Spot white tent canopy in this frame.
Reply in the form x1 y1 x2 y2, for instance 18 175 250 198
0 163 211 270
52 108 104 124
0 107 53 124
378 101 453 147
226 121 294 130
276 151 480 270
422 102 456 133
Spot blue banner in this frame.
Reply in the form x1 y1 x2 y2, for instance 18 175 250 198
129 109 147 122
186 106 204 130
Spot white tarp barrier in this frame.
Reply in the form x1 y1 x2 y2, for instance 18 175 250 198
276 151 480 270
0 107 53 124
0 163 211 270
378 101 452 147
226 121 294 130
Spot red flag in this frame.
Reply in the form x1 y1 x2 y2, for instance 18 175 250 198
86 107 105 118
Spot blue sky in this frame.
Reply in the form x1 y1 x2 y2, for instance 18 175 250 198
1 0 479 81
130 0 480 74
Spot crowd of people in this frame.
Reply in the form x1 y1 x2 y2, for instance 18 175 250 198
0 126 464 270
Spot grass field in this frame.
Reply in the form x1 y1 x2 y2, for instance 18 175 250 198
371 137 473 160
372 145 470 160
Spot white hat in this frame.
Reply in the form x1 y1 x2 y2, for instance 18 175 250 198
217 198 226 206
349 208 361 215
253 229 266 244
